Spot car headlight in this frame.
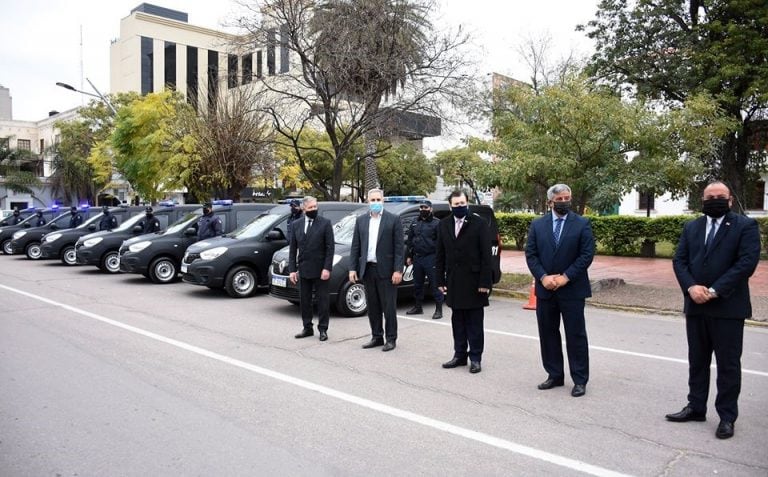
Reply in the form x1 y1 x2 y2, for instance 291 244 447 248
44 233 62 243
333 254 343 266
199 246 228 260
82 237 103 248
128 241 151 253
12 230 27 239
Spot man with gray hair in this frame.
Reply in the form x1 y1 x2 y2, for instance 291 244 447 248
525 183 595 397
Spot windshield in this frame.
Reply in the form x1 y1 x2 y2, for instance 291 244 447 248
229 213 282 240
9 214 39 226
49 212 74 226
333 213 359 245
165 212 201 234
76 213 103 229
114 212 146 231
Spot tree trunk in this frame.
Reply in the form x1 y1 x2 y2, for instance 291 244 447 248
364 134 380 194
721 129 750 214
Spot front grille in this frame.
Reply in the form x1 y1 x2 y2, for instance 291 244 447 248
270 285 299 301
184 253 200 264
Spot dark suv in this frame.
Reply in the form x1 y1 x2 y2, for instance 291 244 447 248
75 204 200 273
0 208 60 255
268 198 502 316
9 207 101 259
40 206 144 265
182 202 365 298
118 202 273 283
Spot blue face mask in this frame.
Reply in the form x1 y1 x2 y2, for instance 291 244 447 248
451 205 468 218
369 202 383 214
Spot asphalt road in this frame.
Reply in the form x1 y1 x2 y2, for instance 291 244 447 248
1 256 767 476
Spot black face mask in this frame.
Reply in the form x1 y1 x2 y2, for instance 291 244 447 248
451 205 468 219
552 201 571 216
305 209 318 219
419 210 431 220
203 208 211 215
702 198 730 218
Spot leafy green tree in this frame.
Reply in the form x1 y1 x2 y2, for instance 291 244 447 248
377 143 435 196
433 146 485 203
581 0 768 211
0 137 42 194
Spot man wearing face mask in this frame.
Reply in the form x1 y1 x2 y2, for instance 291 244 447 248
436 190 492 374
99 206 118 231
9 209 23 225
35 210 46 226
286 199 303 244
289 196 335 341
667 181 760 440
349 188 404 351
405 199 444 319
69 206 84 228
138 206 161 233
197 202 223 240
525 183 595 397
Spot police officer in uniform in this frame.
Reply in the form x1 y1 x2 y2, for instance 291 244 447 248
405 199 444 319
69 206 83 228
286 199 303 243
9 209 23 225
197 202 223 240
35 210 46 226
139 206 161 233
99 206 118 231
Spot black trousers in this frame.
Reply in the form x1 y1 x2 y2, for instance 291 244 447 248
412 254 444 304
536 295 589 385
450 307 484 362
686 314 744 422
299 276 330 332
363 263 398 341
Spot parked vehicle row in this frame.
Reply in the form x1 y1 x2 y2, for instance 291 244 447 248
0 198 503 317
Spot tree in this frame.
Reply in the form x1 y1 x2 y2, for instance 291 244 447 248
433 147 486 203
581 0 768 211
377 142 435 196
110 91 193 203
0 137 42 195
234 0 473 200
49 120 98 204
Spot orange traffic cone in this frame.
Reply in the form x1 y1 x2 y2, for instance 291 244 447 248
522 278 537 310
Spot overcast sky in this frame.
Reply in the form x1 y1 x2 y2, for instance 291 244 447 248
1 0 599 124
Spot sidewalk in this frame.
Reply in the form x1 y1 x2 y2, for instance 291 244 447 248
500 250 768 321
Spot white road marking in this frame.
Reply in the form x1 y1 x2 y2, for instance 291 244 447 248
399 315 768 377
1 283 629 477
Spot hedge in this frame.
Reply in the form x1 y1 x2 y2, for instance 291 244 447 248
496 212 768 258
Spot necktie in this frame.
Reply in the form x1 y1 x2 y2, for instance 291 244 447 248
305 219 313 234
705 218 717 249
553 218 564 245
455 219 463 237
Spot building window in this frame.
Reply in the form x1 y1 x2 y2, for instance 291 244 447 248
165 41 176 90
242 54 252 84
17 139 31 151
228 54 238 89
256 50 263 78
638 191 655 210
749 181 766 210
208 50 219 114
141 36 154 94
280 24 289 73
187 46 198 110
39 139 44 154
267 29 276 76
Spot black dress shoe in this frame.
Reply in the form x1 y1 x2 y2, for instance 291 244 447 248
665 406 706 422
469 361 481 373
362 338 385 349
294 328 314 339
537 377 565 390
406 305 423 315
319 331 328 341
715 420 734 439
571 384 586 397
382 341 396 352
442 357 468 368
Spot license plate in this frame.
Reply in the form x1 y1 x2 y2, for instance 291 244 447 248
181 263 188 273
271 276 286 287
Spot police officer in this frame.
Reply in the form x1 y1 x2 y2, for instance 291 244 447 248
34 210 46 226
405 199 444 319
197 202 223 240
9 208 23 225
138 206 161 233
99 205 118 231
69 206 83 228
286 199 303 243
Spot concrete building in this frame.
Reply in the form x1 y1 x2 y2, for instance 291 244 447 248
0 85 12 120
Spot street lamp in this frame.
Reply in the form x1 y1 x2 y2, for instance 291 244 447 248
56 78 117 115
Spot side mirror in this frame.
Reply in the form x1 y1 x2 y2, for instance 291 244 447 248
87 224 97 231
0 220 7 226
24 223 32 228
266 229 285 241
132 225 143 234
184 227 197 237
49 223 58 230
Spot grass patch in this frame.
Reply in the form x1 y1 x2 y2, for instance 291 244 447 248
498 272 534 290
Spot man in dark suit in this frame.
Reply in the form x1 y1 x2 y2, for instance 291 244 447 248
525 183 595 397
349 188 404 351
667 181 761 439
436 190 492 374
289 196 335 342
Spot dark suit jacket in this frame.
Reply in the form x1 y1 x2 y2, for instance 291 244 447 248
435 213 492 309
288 215 335 279
525 212 595 300
349 211 404 279
672 211 761 319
